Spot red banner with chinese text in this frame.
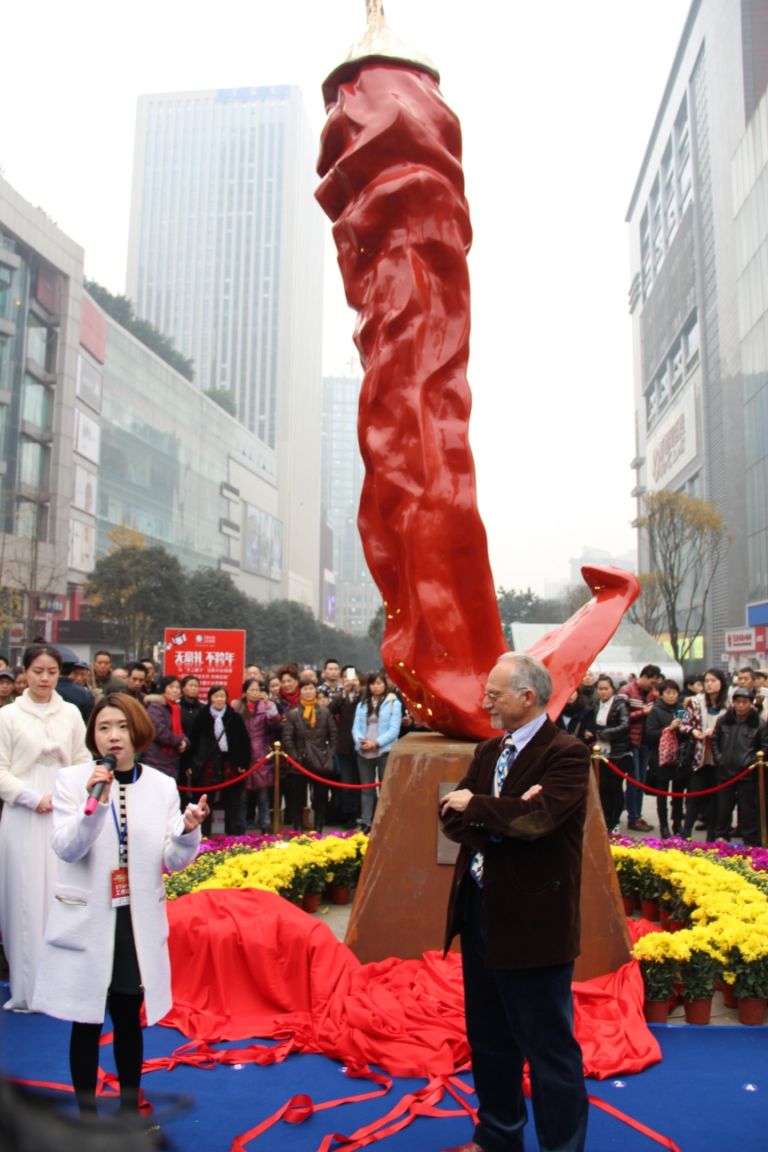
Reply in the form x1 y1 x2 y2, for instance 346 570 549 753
163 628 245 702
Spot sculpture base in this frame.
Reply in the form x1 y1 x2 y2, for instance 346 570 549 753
345 733 631 981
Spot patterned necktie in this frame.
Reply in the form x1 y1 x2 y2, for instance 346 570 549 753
471 736 517 888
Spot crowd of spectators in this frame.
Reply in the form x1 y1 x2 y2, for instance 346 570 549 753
0 650 413 838
558 664 768 845
2 648 765 845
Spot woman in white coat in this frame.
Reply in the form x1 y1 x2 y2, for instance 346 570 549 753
32 692 209 1125
0 642 90 1011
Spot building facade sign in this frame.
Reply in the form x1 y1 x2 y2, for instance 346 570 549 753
724 626 767 654
646 388 697 487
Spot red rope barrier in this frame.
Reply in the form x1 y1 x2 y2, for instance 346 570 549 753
179 748 382 793
278 750 381 790
179 751 274 794
600 754 756 799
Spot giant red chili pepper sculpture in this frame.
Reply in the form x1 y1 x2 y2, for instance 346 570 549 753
317 5 638 739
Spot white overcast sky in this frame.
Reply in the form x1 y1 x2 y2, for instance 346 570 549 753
2 0 692 595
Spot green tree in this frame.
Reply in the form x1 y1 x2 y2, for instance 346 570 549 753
496 587 567 628
85 544 186 658
367 603 386 649
85 280 195 382
184 568 253 630
627 571 667 639
638 490 728 661
204 388 237 417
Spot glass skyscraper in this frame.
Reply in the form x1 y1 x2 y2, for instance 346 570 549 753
127 86 325 612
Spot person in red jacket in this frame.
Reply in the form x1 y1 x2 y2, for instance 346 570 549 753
618 664 662 831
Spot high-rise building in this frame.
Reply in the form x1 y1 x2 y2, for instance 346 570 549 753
321 375 379 635
627 0 768 666
126 86 324 611
0 173 305 658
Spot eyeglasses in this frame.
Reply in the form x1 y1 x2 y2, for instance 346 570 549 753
483 686 531 702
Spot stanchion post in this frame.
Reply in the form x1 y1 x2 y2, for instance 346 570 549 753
757 750 767 849
272 741 282 835
591 744 602 793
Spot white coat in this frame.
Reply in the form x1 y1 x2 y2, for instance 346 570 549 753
32 761 200 1025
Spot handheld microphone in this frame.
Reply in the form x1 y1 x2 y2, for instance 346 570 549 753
84 754 117 815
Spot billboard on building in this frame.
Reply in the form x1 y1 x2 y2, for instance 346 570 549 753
242 505 282 580
163 628 245 701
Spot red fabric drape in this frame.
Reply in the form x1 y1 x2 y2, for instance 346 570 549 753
163 890 660 1080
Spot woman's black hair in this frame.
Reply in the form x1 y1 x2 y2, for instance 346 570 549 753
157 674 181 695
703 667 729 710
22 643 62 671
364 670 388 715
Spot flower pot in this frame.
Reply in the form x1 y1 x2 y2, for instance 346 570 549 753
622 896 637 917
302 892 321 913
643 999 670 1024
737 997 767 1026
640 899 660 922
715 979 738 1010
660 908 670 929
328 884 350 905
683 997 712 1025
667 919 686 933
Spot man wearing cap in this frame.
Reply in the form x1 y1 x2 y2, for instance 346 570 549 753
711 687 765 845
56 661 94 724
0 668 15 709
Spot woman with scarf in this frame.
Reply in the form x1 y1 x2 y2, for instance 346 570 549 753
189 685 250 836
282 680 337 833
233 678 282 832
679 668 729 840
142 676 188 793
274 664 300 715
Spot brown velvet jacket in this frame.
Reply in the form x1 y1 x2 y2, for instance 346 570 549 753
441 717 589 969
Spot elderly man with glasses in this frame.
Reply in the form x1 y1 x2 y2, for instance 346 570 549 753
440 652 590 1152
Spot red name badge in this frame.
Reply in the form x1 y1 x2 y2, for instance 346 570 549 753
111 867 130 907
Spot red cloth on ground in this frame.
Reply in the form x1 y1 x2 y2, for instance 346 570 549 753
163 890 660 1080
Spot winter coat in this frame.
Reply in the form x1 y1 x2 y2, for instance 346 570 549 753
282 707 337 775
188 704 251 785
584 695 632 758
352 693 403 756
233 698 282 788
329 691 362 756
143 695 186 778
0 690 89 805
711 708 765 775
32 761 200 1024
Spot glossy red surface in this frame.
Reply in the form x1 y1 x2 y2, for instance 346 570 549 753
317 63 639 739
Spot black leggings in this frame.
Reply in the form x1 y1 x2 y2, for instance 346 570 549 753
70 991 144 1113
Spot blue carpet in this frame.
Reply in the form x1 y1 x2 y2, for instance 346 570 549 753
1 984 766 1151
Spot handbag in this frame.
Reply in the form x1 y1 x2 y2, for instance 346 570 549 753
295 713 336 778
658 727 680 768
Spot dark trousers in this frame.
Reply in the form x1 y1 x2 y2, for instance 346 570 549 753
715 772 759 844
337 752 361 822
284 773 307 829
461 882 588 1152
600 752 630 829
70 991 144 1114
684 764 717 840
626 744 649 821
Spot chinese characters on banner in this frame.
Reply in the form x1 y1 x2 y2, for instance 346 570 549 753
163 628 246 702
